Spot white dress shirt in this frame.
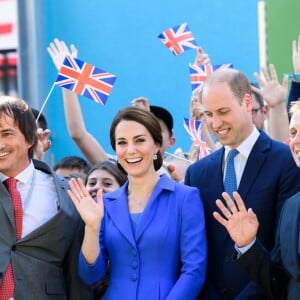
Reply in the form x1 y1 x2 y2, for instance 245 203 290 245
0 161 58 238
223 127 260 188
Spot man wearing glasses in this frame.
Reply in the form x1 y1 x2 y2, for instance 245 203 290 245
250 84 268 131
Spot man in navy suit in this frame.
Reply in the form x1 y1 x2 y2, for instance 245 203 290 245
185 68 300 299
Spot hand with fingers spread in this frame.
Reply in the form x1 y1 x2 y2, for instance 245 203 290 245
47 38 78 70
213 192 259 248
37 128 51 151
68 177 104 231
193 47 211 66
190 92 205 120
292 35 300 75
253 64 288 108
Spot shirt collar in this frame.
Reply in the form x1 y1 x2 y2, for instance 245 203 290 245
224 126 260 160
0 161 34 184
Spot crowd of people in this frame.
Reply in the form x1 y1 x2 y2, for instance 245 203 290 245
0 34 300 300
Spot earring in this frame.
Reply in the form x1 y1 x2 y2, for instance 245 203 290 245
153 153 158 160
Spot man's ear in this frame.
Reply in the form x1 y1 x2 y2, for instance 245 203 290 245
243 93 253 112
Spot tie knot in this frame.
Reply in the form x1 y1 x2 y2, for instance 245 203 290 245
3 177 17 191
227 149 239 162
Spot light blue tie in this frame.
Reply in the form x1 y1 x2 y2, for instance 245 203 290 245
224 149 239 197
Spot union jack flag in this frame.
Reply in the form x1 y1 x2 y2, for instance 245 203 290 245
183 118 211 159
189 63 233 94
158 22 197 56
55 56 116 105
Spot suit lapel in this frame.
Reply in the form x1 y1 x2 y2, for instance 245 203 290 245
104 183 136 248
104 176 174 246
238 132 270 198
134 177 173 242
135 183 161 242
0 183 15 229
213 148 226 192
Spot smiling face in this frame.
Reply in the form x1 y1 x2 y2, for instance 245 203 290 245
202 82 254 148
0 114 33 177
289 110 300 167
114 120 160 178
85 168 121 197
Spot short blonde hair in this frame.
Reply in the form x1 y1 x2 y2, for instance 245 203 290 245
289 99 300 117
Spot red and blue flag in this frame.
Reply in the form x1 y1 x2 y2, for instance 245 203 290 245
183 118 211 159
189 63 233 94
158 22 197 56
55 56 116 105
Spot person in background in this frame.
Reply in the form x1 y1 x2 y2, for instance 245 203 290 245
83 160 127 299
287 35 300 112
31 108 51 161
54 155 91 181
213 100 300 300
68 106 207 299
185 68 300 299
85 160 127 198
163 148 192 183
250 82 268 131
48 39 176 171
251 64 289 142
0 96 93 299
47 39 109 165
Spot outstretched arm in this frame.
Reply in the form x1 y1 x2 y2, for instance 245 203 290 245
47 39 108 164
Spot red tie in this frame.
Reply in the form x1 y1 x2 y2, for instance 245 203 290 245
0 178 23 299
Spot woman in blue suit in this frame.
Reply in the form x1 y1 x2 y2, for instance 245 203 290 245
68 107 207 300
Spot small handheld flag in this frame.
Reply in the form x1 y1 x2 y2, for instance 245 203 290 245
55 55 116 105
158 22 197 56
183 118 211 159
189 63 233 94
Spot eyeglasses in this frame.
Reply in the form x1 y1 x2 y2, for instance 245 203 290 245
251 107 263 117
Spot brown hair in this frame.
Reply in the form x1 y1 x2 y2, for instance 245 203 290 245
0 96 38 158
110 106 163 172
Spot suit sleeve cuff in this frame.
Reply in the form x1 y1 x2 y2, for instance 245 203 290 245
234 238 256 257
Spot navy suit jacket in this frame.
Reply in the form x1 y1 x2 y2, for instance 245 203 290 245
185 131 300 299
79 175 207 300
237 191 300 300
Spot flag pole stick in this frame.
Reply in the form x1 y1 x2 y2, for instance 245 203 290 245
165 151 192 162
36 83 56 124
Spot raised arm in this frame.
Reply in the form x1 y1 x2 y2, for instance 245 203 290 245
47 38 108 164
253 64 289 142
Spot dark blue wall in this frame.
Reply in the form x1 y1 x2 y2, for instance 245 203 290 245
41 0 259 165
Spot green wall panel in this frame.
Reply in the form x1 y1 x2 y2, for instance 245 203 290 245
266 0 300 77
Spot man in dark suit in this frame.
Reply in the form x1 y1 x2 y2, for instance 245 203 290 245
0 96 93 299
185 68 300 299
213 100 300 300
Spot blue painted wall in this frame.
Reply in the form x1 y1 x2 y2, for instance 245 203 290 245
40 0 259 165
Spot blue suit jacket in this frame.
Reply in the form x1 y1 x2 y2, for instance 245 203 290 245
79 175 207 300
185 131 300 299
